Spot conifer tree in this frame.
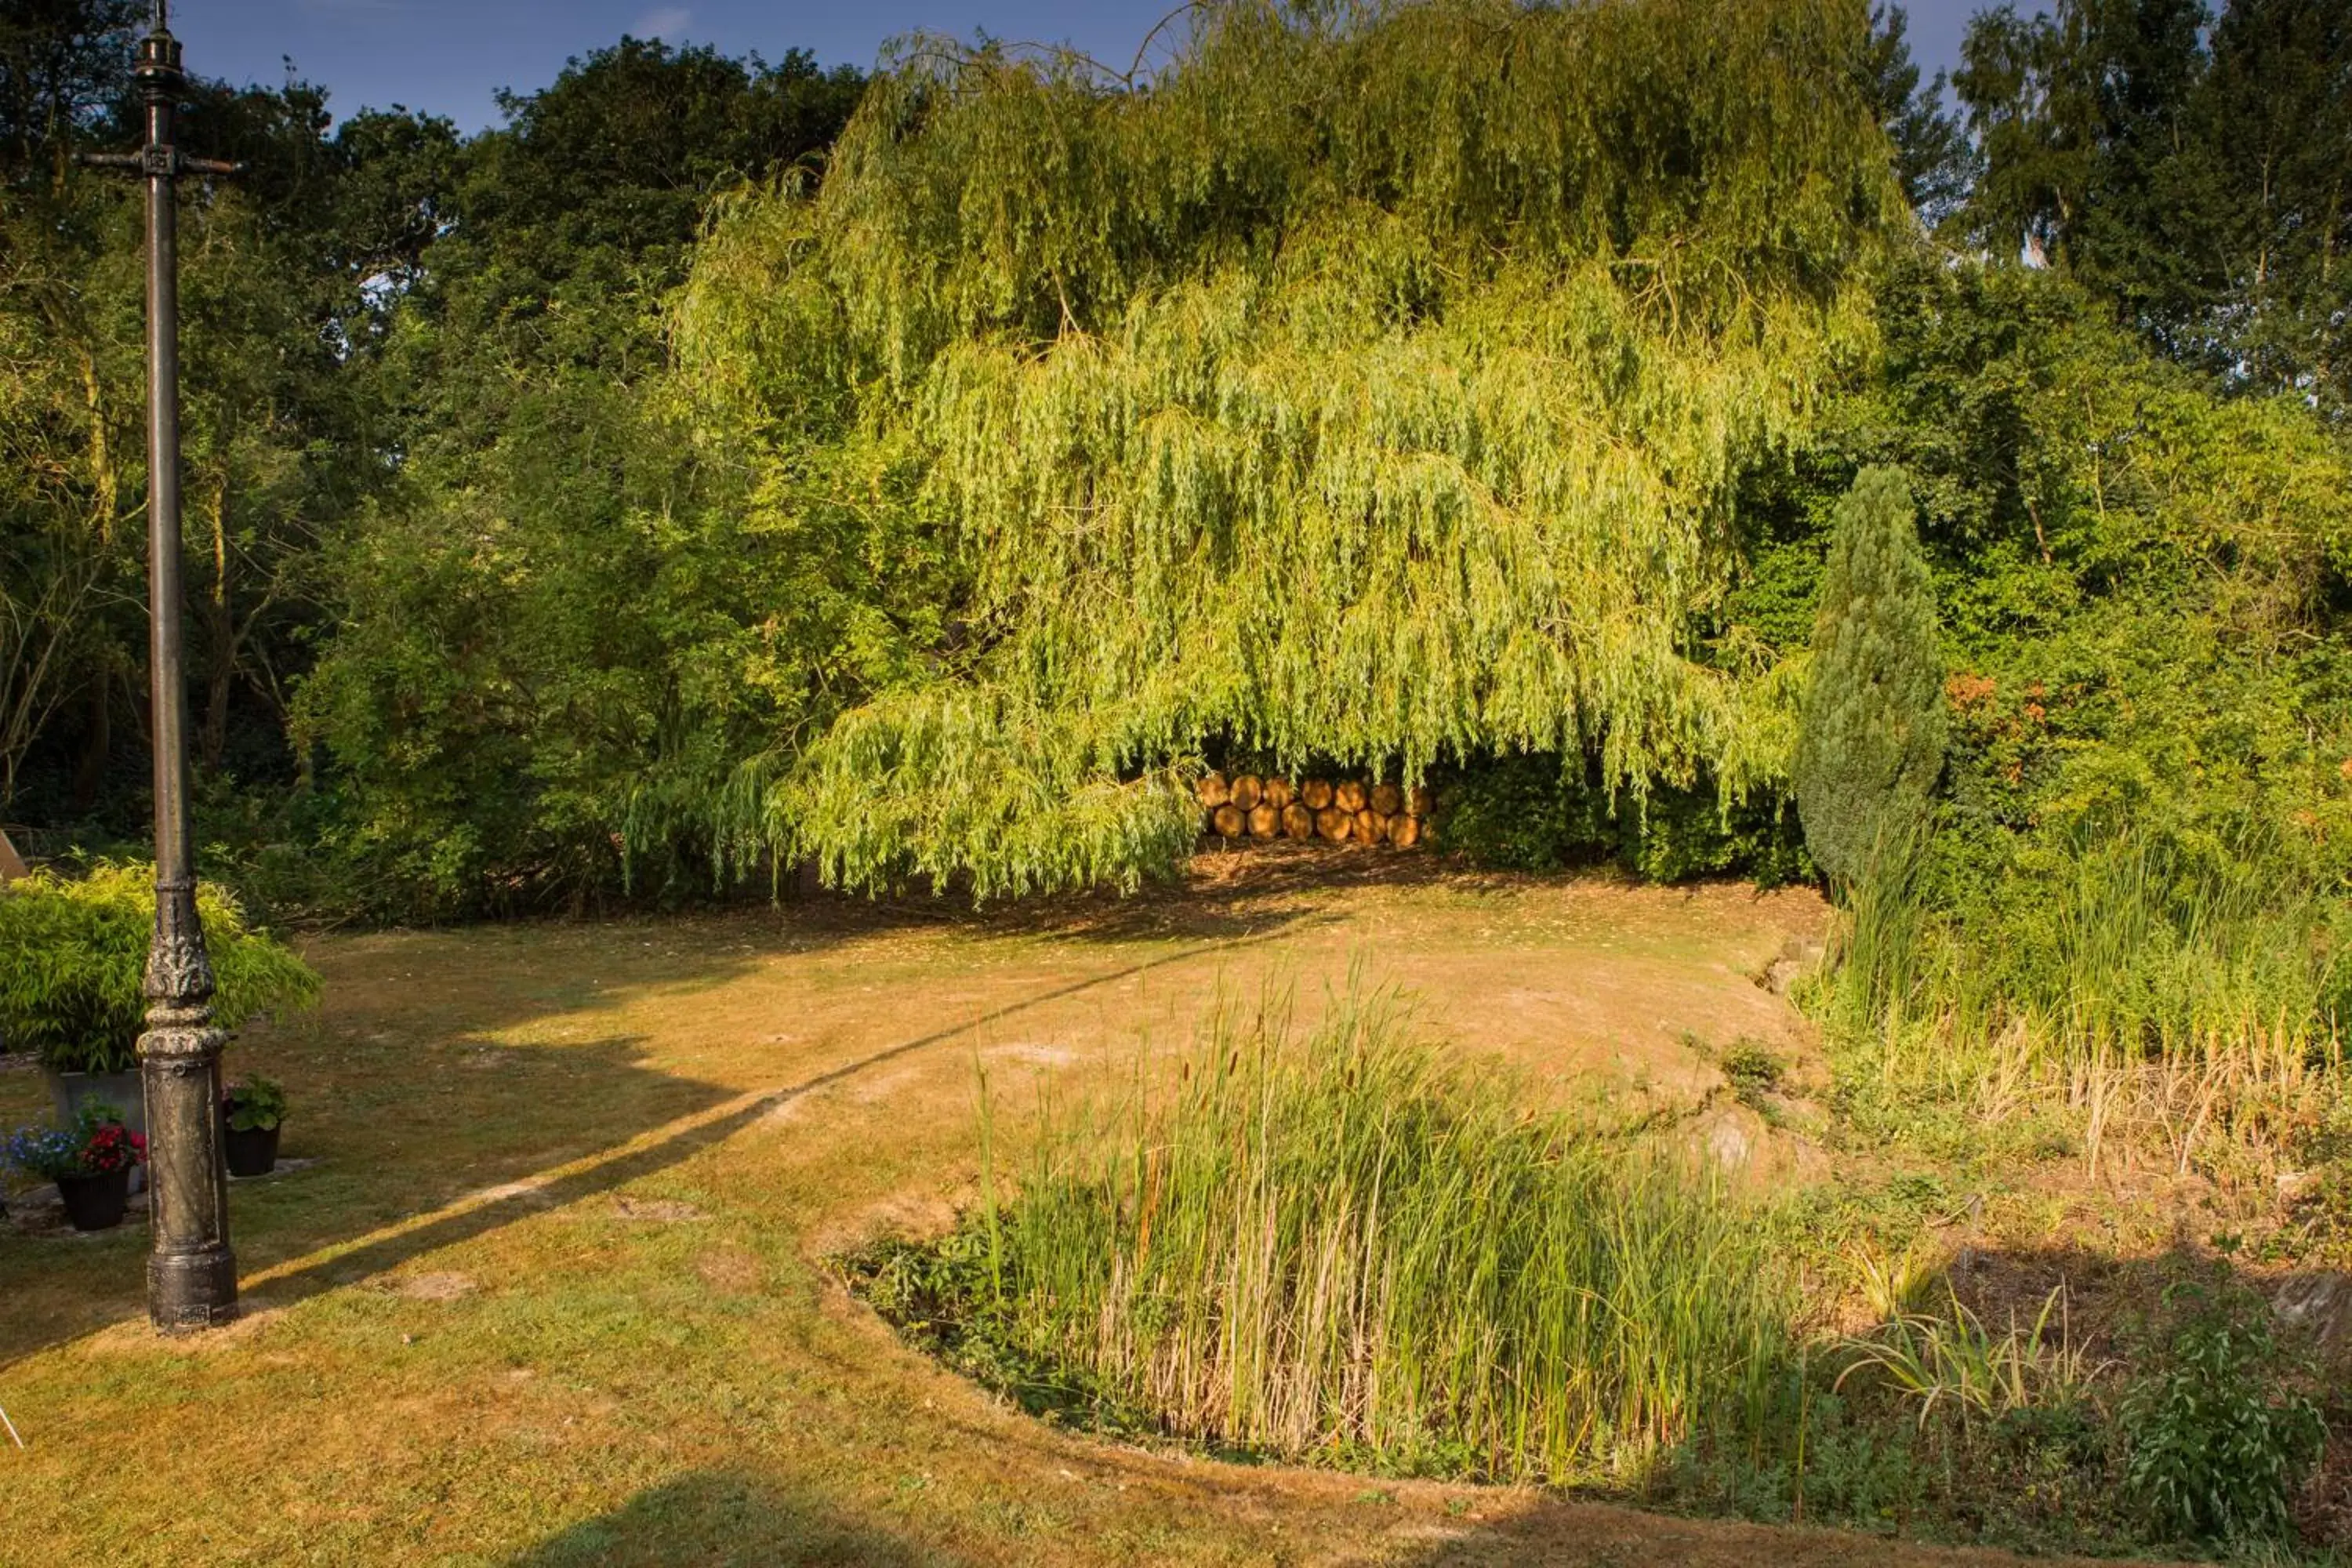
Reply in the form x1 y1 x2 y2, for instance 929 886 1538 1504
1792 466 1945 885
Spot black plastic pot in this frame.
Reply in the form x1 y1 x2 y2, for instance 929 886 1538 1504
224 1122 281 1178
56 1167 130 1231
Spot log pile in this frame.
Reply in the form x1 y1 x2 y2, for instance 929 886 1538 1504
1196 772 1432 848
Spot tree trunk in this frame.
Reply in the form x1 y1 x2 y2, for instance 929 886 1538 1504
71 672 111 813
198 472 233 771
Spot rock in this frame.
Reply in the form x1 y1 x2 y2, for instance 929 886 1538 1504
1757 935 1826 996
1702 1110 1753 1171
2277 1167 2324 1205
2273 1272 2352 1357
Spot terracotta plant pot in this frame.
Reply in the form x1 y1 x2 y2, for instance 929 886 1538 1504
55 1166 131 1232
224 1122 281 1178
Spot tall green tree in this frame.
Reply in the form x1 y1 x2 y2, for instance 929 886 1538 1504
1791 466 1945 885
293 38 867 916
1862 4 1970 224
1955 0 2352 413
676 0 1910 900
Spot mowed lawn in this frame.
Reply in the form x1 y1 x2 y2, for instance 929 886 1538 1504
0 858 2114 1566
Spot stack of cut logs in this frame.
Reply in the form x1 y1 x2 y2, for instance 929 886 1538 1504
1196 772 1432 848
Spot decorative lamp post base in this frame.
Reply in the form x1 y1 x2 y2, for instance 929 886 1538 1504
140 999 237 1331
149 1247 238 1331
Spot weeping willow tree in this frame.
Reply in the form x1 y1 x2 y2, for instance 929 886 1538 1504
671 0 1907 898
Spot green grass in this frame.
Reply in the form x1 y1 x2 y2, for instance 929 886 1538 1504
858 983 1800 1486
1820 822 2345 1179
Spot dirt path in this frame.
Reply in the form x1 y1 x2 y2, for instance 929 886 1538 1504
0 859 2158 1566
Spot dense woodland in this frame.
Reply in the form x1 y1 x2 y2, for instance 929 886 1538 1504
4 0 2350 1059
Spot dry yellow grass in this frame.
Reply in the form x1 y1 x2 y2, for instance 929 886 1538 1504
0 863 2139 1566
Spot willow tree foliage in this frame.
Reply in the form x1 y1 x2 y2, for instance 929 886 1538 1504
675 0 1910 898
1791 466 1944 885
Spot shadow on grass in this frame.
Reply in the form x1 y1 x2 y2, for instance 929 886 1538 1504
504 1471 955 1566
0 924 1289 1371
245 927 1294 1303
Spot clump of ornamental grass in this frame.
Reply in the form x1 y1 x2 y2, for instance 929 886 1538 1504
0 863 321 1074
873 985 1800 1483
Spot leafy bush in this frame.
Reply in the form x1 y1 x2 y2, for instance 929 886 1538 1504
223 1075 289 1133
0 865 321 1073
1437 755 1810 884
2120 1282 2324 1544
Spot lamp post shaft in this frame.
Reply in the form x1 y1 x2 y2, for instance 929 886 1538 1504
130 9 237 1332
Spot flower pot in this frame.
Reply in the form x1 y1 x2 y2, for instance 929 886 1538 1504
224 1122 281 1178
55 1166 130 1232
46 1067 147 1138
45 1067 148 1195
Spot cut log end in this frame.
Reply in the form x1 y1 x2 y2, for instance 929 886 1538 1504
1390 813 1424 849
1283 802 1316 839
1197 771 1232 809
1355 808 1386 845
1370 782 1403 816
1211 804 1244 837
1315 806 1352 843
1334 780 1367 813
1262 777 1295 811
1301 779 1334 810
1247 803 1280 837
1231 774 1262 811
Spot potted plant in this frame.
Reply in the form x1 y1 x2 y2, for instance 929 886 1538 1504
221 1074 289 1178
6 1100 148 1231
0 864 321 1137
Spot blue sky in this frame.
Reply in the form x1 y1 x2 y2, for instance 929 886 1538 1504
174 1 1994 130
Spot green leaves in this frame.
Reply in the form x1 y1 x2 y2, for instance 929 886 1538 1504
0 864 320 1073
683 0 1907 895
2120 1282 2325 1544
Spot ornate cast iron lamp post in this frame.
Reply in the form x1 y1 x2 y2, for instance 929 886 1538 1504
82 2 242 1331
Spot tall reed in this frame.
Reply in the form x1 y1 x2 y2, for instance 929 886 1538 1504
973 985 1798 1482
1828 822 2345 1175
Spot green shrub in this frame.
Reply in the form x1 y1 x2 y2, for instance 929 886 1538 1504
1719 1040 1786 1109
914 987 1798 1483
1791 466 1947 887
0 864 322 1073
2120 1282 2323 1544
1438 755 1809 884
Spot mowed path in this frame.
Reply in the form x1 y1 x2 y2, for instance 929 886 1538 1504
0 855 2128 1566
